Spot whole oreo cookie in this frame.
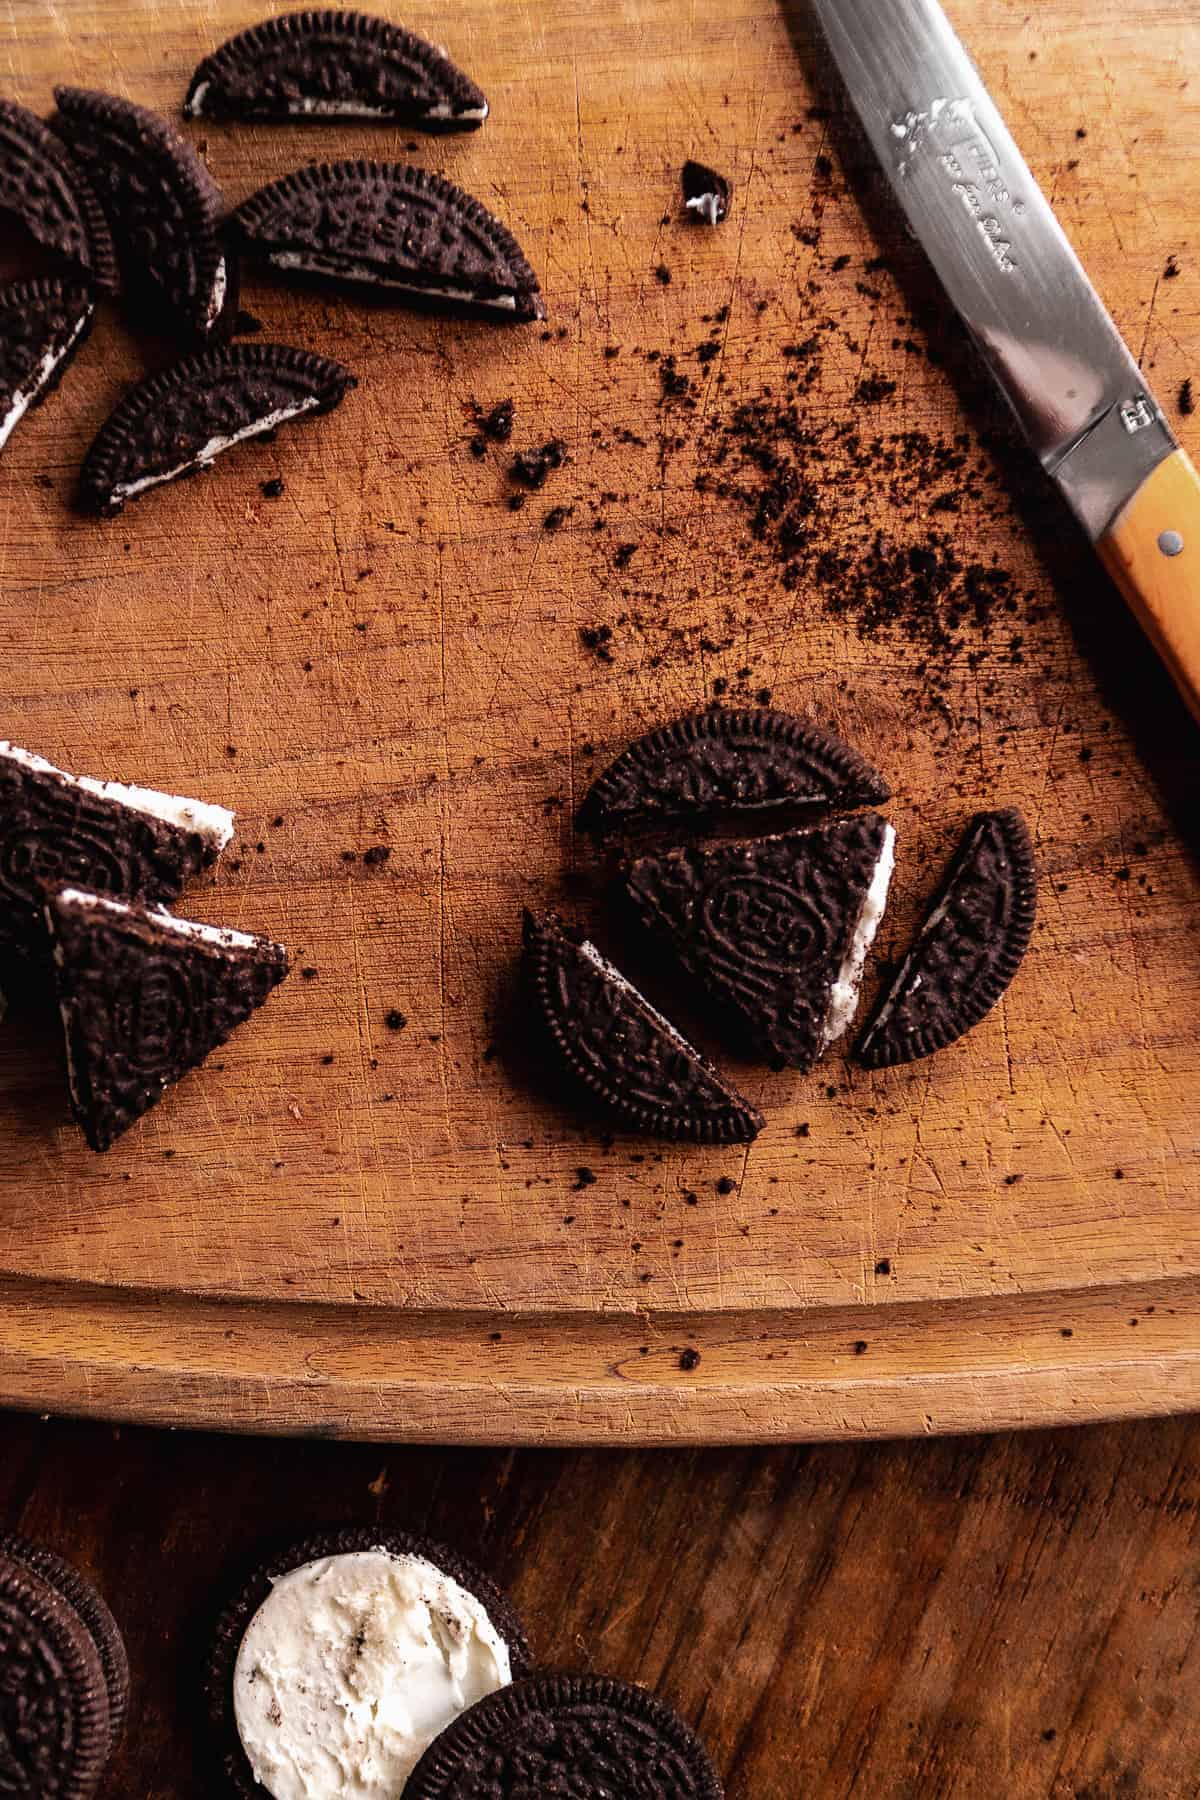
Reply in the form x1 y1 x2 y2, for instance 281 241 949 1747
185 10 489 132
578 709 890 837
231 160 545 320
406 1673 724 1800
0 99 117 292
0 276 95 455
51 86 233 341
0 1534 129 1761
0 1553 112 1799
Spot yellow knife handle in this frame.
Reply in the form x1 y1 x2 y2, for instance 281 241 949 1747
1096 447 1200 725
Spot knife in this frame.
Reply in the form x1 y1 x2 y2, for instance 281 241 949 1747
809 0 1200 723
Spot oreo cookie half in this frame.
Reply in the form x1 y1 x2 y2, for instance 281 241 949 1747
0 99 117 292
0 276 94 454
0 1552 112 1799
51 86 232 340
231 161 545 320
0 1534 129 1761
407 1674 724 1800
47 886 290 1151
855 808 1037 1068
185 9 489 132
0 739 234 964
524 910 764 1143
626 815 896 1069
578 709 890 837
206 1527 531 1800
77 341 354 514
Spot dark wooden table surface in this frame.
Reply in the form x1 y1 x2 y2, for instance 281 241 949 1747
5 1411 1200 1798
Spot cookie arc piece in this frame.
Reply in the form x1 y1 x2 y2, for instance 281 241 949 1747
0 99 117 292
0 1534 130 1757
855 808 1037 1068
524 911 764 1143
0 1555 112 1800
231 161 545 320
184 10 489 131
77 342 354 514
578 709 891 836
406 1674 724 1800
0 277 95 454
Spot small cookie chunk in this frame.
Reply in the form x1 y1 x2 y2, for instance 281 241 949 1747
47 886 290 1150
51 86 232 340
0 739 233 963
0 1534 129 1760
0 277 94 454
207 1527 531 1800
407 1674 723 1800
523 910 764 1143
856 808 1036 1067
681 159 731 225
626 815 896 1069
185 10 489 132
0 99 117 292
231 161 545 320
0 1553 112 1799
77 342 354 514
578 709 890 837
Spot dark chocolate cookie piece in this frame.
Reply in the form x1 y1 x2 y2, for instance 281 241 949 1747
626 815 896 1070
47 886 290 1151
681 159 731 224
407 1674 724 1800
855 808 1037 1068
0 276 94 453
578 709 890 836
523 911 763 1143
207 1525 533 1800
0 1535 129 1758
51 86 232 340
0 1553 111 1800
231 160 545 320
0 99 117 292
185 9 489 131
77 341 354 514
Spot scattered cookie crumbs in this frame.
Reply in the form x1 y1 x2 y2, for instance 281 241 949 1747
679 1347 701 1371
510 438 567 489
574 1166 597 1190
580 623 615 662
384 1009 407 1031
260 476 284 498
853 1339 868 1355
1164 255 1181 279
874 1258 891 1275
1180 378 1195 416
362 845 391 866
715 1175 737 1195
654 263 672 284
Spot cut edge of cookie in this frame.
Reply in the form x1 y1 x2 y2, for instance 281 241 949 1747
0 276 96 454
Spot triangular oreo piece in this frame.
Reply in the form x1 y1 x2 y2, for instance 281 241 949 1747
855 808 1036 1068
523 911 763 1142
47 887 290 1151
625 815 896 1070
0 277 94 454
0 99 117 292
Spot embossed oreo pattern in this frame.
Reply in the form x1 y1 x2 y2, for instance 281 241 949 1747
406 1675 723 1800
0 100 117 291
0 277 94 438
855 808 1036 1068
626 816 891 1069
0 1557 110 1800
185 10 488 131
524 912 763 1143
231 161 545 319
578 709 891 836
49 891 290 1151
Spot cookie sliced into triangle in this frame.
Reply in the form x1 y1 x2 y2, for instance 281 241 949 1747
47 887 290 1151
523 911 763 1143
625 815 896 1070
0 276 95 455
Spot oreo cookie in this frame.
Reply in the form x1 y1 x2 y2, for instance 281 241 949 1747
0 99 117 292
51 86 233 340
626 815 896 1069
0 739 234 964
184 9 489 132
206 1527 531 1800
681 159 731 225
0 1551 112 1799
230 161 545 320
856 808 1037 1068
77 342 354 514
407 1674 723 1800
47 886 290 1150
578 709 890 837
523 910 763 1142
0 276 94 454
0 1534 129 1764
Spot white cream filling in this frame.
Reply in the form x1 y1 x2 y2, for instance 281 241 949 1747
186 79 210 114
54 886 266 952
110 398 320 502
190 83 487 124
206 254 228 327
685 192 724 225
232 1549 512 1800
0 741 234 848
579 937 710 1062
268 250 519 310
0 309 91 451
821 823 896 1048
425 100 488 122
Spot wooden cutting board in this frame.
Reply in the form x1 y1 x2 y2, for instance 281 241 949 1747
0 0 1197 1444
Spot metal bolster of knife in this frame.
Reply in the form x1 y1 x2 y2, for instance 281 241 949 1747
1049 394 1178 542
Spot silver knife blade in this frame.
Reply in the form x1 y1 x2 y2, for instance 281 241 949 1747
808 0 1176 539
